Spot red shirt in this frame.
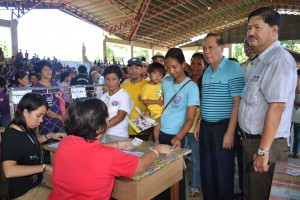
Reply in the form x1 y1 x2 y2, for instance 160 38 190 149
48 136 139 200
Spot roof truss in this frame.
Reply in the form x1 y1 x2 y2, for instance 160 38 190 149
1 0 300 47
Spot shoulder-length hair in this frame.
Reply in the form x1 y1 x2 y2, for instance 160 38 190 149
64 98 108 142
10 93 49 132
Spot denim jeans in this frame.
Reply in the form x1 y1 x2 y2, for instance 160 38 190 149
185 133 201 190
293 123 300 154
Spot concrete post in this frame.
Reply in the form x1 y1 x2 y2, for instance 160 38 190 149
130 42 134 58
10 19 18 56
103 37 107 61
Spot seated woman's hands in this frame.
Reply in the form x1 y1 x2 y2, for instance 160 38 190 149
153 144 172 155
49 132 67 140
117 140 133 150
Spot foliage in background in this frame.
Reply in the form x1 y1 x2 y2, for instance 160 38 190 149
0 40 9 58
233 43 247 63
133 47 150 61
281 40 300 52
233 40 300 64
106 43 128 63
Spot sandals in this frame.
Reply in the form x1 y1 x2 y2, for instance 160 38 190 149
190 188 201 197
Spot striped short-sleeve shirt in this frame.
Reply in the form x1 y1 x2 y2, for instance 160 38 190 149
201 57 244 122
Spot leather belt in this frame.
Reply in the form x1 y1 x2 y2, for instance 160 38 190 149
238 127 261 139
201 119 230 126
238 127 285 140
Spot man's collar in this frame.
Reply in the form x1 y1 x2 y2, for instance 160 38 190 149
257 41 280 61
208 56 227 72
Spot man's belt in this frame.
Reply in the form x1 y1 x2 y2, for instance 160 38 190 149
201 119 230 126
238 127 261 139
238 127 285 140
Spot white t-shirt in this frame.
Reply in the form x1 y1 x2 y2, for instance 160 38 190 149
100 89 133 138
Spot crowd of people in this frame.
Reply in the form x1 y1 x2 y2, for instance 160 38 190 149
0 6 300 200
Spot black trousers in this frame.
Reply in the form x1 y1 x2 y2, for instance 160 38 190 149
155 131 186 200
235 131 243 194
199 120 234 200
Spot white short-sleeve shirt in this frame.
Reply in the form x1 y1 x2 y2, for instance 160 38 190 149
100 89 133 138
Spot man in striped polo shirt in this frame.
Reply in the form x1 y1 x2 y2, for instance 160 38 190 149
199 33 244 200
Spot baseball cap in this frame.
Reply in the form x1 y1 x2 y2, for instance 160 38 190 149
127 58 142 67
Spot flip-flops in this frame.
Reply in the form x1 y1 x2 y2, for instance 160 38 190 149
189 188 200 197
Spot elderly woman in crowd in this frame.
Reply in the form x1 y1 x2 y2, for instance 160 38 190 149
100 65 132 138
33 60 65 164
33 60 64 135
90 70 103 99
1 93 65 199
48 98 171 199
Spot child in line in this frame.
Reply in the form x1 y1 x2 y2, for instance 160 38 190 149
141 63 166 144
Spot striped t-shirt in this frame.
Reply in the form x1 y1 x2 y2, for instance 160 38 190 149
201 57 244 122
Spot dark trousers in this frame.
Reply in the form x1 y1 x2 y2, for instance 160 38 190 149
155 131 186 200
200 120 234 200
241 138 289 200
235 131 243 194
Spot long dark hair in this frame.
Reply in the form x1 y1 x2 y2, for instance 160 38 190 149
64 98 108 142
10 93 49 133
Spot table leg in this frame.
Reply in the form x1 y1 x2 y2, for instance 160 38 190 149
170 181 179 200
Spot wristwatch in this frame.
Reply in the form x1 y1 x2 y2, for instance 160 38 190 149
257 148 270 156
42 164 46 172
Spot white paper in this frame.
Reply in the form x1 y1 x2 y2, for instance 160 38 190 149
12 90 32 104
125 137 143 150
71 87 87 99
47 142 59 149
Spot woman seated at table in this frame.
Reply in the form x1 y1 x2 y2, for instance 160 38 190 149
100 65 132 138
1 93 66 200
48 98 171 200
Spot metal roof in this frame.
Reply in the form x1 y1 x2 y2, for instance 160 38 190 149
1 0 300 47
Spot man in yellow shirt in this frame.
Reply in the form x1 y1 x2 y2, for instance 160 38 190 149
121 58 148 137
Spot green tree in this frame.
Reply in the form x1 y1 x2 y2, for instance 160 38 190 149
281 40 300 52
106 43 128 63
0 40 9 58
233 43 247 63
133 47 149 61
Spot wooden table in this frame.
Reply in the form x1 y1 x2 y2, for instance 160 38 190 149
269 159 300 200
43 136 189 200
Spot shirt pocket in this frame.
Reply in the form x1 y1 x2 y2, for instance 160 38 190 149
243 82 259 105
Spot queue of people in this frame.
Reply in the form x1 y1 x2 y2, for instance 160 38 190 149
0 6 299 200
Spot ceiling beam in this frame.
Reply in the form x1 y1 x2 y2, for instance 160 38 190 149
157 0 271 46
104 0 190 35
105 0 136 20
168 0 300 46
128 0 151 41
138 0 244 39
